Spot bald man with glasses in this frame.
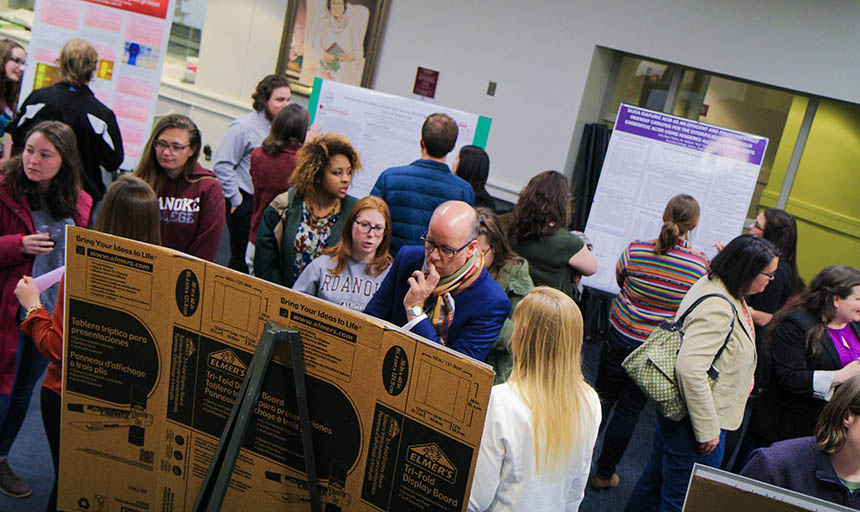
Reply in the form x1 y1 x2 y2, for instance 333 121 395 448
364 201 510 361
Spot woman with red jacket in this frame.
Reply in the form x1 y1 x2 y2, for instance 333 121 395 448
0 121 91 498
133 114 225 261
16 175 160 512
246 103 309 273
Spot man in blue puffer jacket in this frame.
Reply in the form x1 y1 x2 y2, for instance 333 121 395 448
371 113 474 255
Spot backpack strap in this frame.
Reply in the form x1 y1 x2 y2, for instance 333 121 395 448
269 190 291 281
669 293 738 380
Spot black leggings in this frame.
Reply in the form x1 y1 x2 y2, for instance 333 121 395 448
226 189 253 273
40 388 60 512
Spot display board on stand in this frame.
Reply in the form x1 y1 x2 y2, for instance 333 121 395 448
307 77 492 199
20 0 175 170
582 104 768 295
58 227 493 511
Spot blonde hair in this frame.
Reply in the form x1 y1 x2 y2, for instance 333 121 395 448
508 286 593 475
57 39 98 87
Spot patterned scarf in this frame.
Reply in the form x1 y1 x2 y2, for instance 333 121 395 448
425 250 484 345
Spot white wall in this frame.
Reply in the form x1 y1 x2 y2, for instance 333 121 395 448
370 1 860 200
196 0 286 104
187 0 860 200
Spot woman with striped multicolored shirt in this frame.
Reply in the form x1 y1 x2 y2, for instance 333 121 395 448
591 194 709 491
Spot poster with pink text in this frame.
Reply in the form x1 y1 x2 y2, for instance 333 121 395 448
19 0 175 169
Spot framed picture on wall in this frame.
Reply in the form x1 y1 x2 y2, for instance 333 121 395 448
277 0 389 95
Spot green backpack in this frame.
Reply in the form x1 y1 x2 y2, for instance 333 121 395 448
621 293 736 421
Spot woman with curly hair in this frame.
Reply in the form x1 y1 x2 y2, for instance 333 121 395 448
508 170 596 300
133 113 225 261
255 132 361 287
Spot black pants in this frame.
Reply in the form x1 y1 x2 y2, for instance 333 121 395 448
41 387 60 512
593 326 649 479
226 189 253 273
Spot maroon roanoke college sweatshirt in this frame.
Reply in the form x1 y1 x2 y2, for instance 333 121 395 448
159 162 226 261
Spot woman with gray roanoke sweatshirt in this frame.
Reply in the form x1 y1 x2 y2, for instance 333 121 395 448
293 196 393 311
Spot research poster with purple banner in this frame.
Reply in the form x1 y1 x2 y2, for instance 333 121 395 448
582 104 768 295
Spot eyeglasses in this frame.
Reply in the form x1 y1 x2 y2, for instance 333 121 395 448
760 270 776 279
752 220 764 232
9 57 26 67
154 140 191 154
354 219 385 236
420 233 474 258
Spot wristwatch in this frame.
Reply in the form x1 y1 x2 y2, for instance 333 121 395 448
407 305 424 317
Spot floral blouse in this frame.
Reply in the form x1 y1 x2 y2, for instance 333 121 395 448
294 201 341 277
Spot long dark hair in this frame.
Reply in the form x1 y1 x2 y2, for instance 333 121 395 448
709 234 777 300
509 170 571 243
655 194 699 255
769 265 860 360
261 104 309 156
456 145 491 206
0 39 23 114
133 114 202 195
761 208 804 294
4 121 81 220
476 206 520 277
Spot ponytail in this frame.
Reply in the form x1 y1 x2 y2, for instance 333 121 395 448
654 194 700 255
655 221 681 255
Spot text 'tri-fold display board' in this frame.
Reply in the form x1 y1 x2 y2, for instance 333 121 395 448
58 226 493 511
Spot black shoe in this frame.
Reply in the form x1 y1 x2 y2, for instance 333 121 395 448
0 459 31 498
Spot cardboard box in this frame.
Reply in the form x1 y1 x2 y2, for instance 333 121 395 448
58 227 494 511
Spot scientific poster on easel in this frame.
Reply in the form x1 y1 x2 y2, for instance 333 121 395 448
582 104 768 295
307 77 493 198
20 0 175 169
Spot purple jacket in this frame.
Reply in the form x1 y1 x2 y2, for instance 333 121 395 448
741 436 860 509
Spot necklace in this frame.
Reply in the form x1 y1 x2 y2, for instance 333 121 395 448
828 325 852 351
309 199 339 219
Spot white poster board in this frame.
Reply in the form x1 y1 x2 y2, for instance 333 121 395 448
20 0 176 170
307 77 493 198
582 104 768 295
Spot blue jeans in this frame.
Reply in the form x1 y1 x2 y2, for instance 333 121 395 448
594 326 648 478
624 414 727 512
0 332 48 457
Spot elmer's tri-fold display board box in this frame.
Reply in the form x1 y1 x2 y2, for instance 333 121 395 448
58 227 493 511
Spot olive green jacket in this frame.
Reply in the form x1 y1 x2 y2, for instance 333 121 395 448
485 258 534 384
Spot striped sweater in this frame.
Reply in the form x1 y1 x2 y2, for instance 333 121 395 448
609 238 709 342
